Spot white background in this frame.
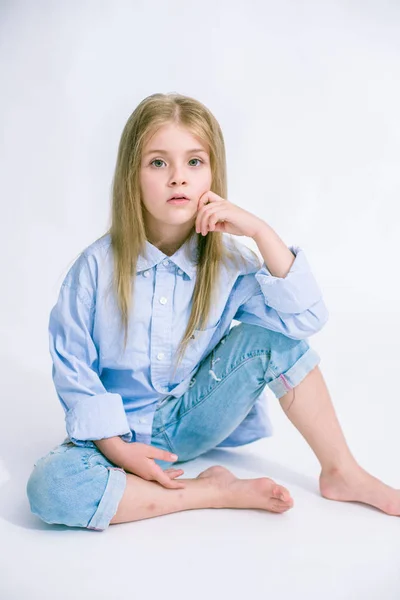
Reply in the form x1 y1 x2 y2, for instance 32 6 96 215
1 1 400 599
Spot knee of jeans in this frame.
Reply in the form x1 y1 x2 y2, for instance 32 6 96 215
26 459 62 524
267 334 310 376
26 454 107 528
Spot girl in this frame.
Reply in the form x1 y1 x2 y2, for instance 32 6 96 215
26 93 399 531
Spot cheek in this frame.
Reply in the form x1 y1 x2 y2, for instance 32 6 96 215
140 171 160 193
197 168 212 190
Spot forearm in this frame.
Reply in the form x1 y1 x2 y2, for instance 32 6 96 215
94 436 128 465
253 222 296 279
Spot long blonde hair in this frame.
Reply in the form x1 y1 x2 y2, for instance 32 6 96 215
77 93 260 377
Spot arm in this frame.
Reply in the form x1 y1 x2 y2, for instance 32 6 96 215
49 254 133 447
232 241 329 339
93 436 128 464
93 436 184 489
253 222 296 278
51 253 184 489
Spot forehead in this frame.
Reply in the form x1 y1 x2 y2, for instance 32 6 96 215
143 123 209 154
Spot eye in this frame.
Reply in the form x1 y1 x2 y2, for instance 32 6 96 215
149 158 204 168
150 159 165 168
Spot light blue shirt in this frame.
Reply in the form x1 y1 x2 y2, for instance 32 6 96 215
49 233 328 448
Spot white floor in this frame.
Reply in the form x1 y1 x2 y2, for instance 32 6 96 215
1 315 400 600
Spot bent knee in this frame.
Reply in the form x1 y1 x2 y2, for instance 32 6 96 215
26 450 112 528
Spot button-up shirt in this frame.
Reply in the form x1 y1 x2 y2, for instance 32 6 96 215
49 232 328 448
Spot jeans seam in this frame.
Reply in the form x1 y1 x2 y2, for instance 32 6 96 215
161 430 175 454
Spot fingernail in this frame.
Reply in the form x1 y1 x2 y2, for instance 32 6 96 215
171 454 178 460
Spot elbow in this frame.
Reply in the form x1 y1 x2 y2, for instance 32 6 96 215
287 299 329 340
307 299 329 336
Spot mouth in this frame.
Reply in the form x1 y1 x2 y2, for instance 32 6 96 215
167 195 190 205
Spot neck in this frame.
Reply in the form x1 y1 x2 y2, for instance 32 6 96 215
146 227 196 256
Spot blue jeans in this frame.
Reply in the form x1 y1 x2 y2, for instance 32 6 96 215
26 323 320 531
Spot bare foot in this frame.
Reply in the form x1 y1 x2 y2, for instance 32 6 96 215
320 465 400 516
196 465 294 513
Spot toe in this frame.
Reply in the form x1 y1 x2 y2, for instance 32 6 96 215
273 485 291 502
270 500 292 513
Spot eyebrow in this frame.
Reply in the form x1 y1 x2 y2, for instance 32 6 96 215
144 148 208 157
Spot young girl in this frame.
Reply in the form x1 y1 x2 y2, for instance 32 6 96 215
26 92 399 531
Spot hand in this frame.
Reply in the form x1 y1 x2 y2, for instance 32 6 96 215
195 190 266 238
118 442 186 490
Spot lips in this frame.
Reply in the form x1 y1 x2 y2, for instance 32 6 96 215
167 198 190 205
168 195 190 201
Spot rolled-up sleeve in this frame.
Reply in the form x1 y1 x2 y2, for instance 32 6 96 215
49 280 132 447
233 246 329 339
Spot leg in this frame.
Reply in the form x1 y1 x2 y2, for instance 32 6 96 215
110 466 294 525
279 364 400 516
28 442 294 530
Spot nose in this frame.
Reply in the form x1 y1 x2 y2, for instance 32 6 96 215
170 178 187 186
169 166 187 186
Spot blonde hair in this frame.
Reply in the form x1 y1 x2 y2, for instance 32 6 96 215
76 93 260 378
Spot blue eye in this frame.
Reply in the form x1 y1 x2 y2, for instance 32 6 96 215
150 158 203 168
151 159 165 168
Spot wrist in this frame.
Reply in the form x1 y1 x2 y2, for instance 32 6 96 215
252 221 270 241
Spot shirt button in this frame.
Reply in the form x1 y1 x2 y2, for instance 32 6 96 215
162 259 170 266
157 352 165 360
139 417 147 424
177 269 183 275
159 296 168 304
143 270 150 277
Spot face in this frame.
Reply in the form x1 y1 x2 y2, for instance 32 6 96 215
139 122 212 250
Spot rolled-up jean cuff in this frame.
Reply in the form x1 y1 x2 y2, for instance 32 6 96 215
86 467 127 531
267 347 321 399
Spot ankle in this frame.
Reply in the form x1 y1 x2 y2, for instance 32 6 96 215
321 459 362 478
207 479 233 509
192 476 227 509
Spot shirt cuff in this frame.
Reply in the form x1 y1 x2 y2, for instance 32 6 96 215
65 392 133 447
254 246 324 313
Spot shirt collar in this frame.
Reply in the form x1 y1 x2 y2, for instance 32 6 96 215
136 232 199 279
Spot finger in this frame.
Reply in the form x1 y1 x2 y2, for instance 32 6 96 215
197 190 210 211
154 470 186 489
201 207 220 236
164 468 184 473
196 192 212 233
166 469 184 479
197 205 214 236
199 190 220 207
195 204 207 235
208 212 220 232
149 463 185 489
148 447 178 463
208 208 229 234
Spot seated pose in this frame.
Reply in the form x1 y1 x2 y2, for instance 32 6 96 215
26 92 400 532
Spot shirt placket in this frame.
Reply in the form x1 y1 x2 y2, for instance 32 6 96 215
150 259 174 394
